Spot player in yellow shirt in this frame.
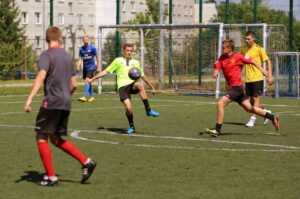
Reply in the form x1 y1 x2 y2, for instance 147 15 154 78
240 31 273 127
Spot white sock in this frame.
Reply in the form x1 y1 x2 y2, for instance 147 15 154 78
250 116 256 121
84 158 91 165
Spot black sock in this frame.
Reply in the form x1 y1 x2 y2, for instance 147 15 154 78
264 112 274 121
143 99 151 112
126 113 134 127
215 123 222 133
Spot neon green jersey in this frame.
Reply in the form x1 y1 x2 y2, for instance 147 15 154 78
105 57 144 89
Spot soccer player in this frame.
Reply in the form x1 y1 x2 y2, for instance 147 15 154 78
24 27 96 186
87 43 160 134
77 35 100 102
205 40 279 137
240 31 273 127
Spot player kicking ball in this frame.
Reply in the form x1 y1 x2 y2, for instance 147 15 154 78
24 27 96 186
205 39 279 137
87 43 159 134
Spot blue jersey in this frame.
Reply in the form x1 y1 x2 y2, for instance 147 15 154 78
79 44 97 71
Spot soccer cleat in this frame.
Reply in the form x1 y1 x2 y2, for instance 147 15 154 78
263 109 271 125
205 128 220 137
88 97 96 102
126 126 135 134
146 109 160 117
38 176 58 186
245 120 255 127
78 97 87 102
272 114 279 131
81 159 97 183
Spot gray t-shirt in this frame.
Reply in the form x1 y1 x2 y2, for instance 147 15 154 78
38 47 75 111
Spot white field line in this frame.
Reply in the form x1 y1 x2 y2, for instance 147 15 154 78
1 124 299 152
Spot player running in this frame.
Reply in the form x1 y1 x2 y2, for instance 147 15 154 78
25 27 96 186
205 39 279 137
87 43 159 134
240 31 273 127
77 35 100 102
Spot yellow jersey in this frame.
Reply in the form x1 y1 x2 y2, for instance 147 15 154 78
240 44 269 83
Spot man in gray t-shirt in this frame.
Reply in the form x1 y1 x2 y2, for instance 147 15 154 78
24 26 96 186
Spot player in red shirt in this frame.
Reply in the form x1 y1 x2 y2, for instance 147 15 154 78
205 40 279 137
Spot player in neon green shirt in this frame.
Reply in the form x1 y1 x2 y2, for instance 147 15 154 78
88 43 159 134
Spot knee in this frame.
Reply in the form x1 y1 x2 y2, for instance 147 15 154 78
217 100 224 108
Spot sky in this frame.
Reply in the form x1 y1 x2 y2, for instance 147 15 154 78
197 0 300 21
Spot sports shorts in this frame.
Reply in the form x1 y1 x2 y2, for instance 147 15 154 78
83 70 95 79
35 107 70 136
245 80 263 97
118 82 139 101
225 86 249 104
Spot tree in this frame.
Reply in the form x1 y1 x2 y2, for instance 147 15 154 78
212 0 300 51
0 0 37 78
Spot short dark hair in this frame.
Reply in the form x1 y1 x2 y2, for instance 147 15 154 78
123 43 134 50
245 30 255 38
46 26 62 42
222 39 235 50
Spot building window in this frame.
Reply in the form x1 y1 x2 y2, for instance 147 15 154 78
130 1 136 12
21 12 28 24
122 1 126 12
35 0 41 2
77 14 83 25
58 13 64 25
68 2 73 13
88 14 94 26
77 0 83 4
87 0 94 3
35 36 41 48
184 6 188 16
35 12 41 24
189 6 193 16
58 0 64 3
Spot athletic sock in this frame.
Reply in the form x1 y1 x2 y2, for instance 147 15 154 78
250 116 257 122
84 84 90 98
126 113 134 127
89 84 94 98
215 123 222 133
56 139 88 165
38 142 55 177
264 112 274 121
142 99 151 112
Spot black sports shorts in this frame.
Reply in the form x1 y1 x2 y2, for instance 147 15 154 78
35 107 70 136
245 80 263 97
119 82 139 101
225 86 249 104
83 70 95 79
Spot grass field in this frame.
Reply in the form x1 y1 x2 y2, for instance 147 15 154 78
0 93 299 199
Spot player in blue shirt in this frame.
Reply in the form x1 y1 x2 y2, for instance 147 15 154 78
77 35 99 102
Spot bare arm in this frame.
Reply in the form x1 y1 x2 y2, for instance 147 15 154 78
266 59 273 85
213 69 220 78
87 70 108 83
142 75 156 94
76 57 82 72
70 75 77 94
96 54 100 73
251 60 268 77
24 70 47 112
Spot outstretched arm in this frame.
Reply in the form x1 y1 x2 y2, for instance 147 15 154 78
266 59 273 85
76 57 82 72
87 70 108 83
142 75 156 94
213 69 220 78
24 70 47 112
251 60 268 77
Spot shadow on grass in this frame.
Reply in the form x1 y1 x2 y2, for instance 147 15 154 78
199 131 253 136
15 171 76 184
224 122 246 126
98 126 143 134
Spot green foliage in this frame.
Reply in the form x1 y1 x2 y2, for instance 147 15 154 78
213 0 300 51
0 42 22 75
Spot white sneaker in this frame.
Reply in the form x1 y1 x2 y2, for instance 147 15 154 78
246 116 256 127
263 109 272 125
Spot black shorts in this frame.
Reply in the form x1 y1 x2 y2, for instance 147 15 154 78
225 86 249 104
35 107 70 136
83 70 95 79
245 80 264 97
119 82 139 101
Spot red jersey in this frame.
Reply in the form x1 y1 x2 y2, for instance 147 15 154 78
214 53 252 89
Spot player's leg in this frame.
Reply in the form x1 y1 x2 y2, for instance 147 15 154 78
123 98 135 134
240 99 279 130
88 70 95 101
245 82 257 127
205 96 232 137
79 70 88 102
132 82 160 117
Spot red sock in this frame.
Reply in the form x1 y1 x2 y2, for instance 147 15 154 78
56 139 87 165
38 142 55 177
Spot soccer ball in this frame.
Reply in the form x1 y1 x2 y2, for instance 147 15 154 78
128 67 141 80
